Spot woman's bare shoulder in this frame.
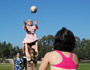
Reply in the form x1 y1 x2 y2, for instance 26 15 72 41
44 51 58 59
46 51 56 55
73 53 79 65
73 53 78 58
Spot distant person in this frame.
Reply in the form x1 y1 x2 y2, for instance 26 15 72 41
39 27 78 70
13 53 23 70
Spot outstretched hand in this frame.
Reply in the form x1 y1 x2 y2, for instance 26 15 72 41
34 20 38 25
24 21 27 30
24 21 27 25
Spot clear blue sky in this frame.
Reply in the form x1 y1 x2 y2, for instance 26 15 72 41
0 0 90 47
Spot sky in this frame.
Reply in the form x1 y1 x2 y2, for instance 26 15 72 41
0 0 90 47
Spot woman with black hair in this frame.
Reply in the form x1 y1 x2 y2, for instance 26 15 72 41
13 53 23 70
39 27 78 70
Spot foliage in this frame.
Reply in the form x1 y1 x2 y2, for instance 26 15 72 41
38 35 90 60
38 35 54 60
0 35 90 60
0 41 22 58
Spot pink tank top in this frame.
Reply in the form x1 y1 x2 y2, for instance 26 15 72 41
52 50 78 69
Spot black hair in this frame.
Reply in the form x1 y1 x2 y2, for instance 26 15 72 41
54 27 75 52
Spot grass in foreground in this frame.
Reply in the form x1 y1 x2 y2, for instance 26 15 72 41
0 63 90 70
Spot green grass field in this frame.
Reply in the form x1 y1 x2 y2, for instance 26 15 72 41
0 63 90 70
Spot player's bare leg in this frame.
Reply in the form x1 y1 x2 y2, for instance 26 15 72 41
23 43 25 54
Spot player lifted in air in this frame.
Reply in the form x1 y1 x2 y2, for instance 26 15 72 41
22 19 38 62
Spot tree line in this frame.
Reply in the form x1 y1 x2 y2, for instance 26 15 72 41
0 35 90 60
38 35 90 60
0 42 22 58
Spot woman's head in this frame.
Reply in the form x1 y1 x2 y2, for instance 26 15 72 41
16 53 20 58
54 27 75 52
27 19 33 26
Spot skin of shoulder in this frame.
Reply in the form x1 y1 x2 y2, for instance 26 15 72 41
39 51 60 70
73 53 79 65
39 52 53 70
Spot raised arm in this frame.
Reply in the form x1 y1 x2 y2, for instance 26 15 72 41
34 20 38 29
24 21 29 33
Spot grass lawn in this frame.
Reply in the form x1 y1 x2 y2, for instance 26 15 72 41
0 64 13 70
0 63 90 70
78 63 90 70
